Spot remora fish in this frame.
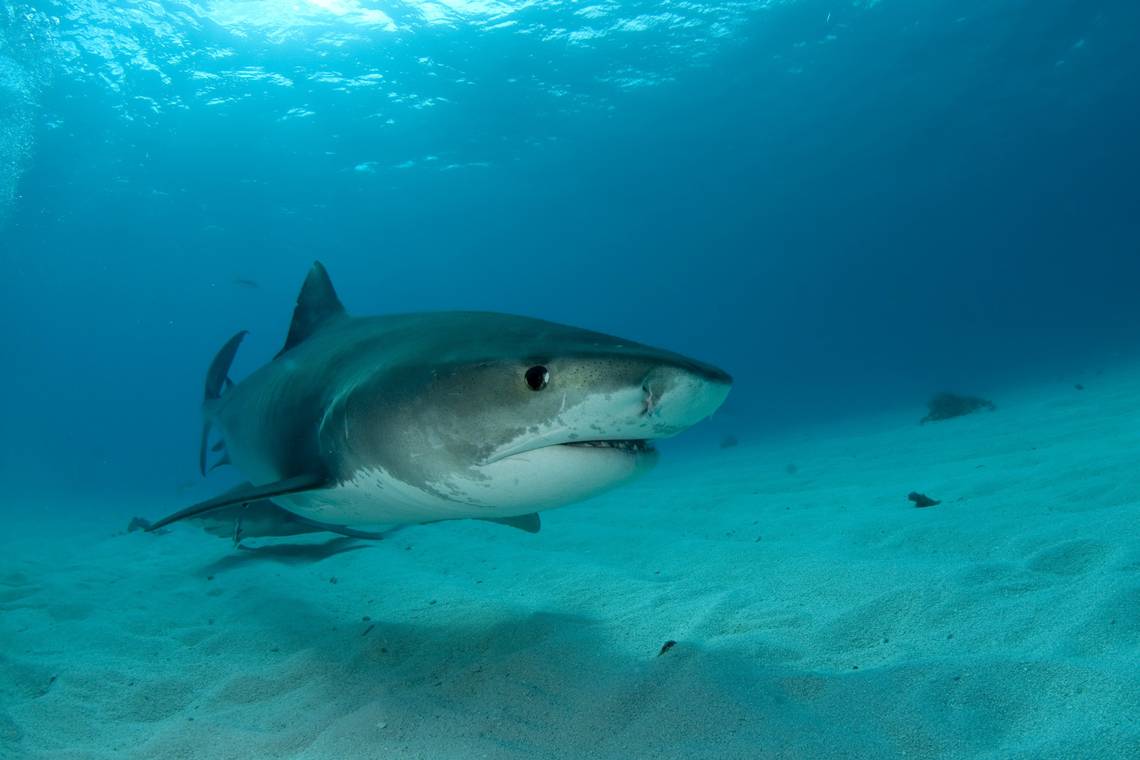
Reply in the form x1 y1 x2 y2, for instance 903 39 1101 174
149 262 731 534
192 484 396 544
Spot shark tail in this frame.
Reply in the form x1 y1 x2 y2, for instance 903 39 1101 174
199 330 248 475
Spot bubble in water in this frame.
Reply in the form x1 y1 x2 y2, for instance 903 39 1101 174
0 55 34 229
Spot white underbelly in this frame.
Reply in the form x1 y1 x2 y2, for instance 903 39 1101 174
272 467 516 526
272 445 652 527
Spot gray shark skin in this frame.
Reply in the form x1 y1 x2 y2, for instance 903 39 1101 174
149 262 731 533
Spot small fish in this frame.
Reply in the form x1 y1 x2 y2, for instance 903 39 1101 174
233 277 260 289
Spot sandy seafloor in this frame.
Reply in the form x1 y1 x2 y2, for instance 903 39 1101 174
2 370 1139 760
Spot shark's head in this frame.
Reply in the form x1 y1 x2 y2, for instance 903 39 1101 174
332 313 732 517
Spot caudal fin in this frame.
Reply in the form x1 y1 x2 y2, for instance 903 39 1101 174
199 330 248 475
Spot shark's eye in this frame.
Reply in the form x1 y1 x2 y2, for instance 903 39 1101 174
524 365 550 391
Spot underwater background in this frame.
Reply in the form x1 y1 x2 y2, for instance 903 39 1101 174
3 0 1139 504
2 1 1139 758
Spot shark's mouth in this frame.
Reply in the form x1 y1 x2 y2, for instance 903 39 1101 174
560 439 655 453
485 437 657 466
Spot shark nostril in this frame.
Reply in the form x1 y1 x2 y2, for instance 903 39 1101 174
642 382 658 416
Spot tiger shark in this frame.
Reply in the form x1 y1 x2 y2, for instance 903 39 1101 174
148 262 731 535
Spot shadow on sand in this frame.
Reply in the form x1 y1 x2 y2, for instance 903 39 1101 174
131 581 1109 760
197 537 374 574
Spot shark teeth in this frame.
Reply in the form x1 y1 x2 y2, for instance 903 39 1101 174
561 439 655 453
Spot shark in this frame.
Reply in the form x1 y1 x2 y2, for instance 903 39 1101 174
148 262 732 536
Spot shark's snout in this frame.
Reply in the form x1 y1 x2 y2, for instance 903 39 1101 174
641 361 732 434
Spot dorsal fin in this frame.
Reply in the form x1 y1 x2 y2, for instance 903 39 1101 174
277 261 346 358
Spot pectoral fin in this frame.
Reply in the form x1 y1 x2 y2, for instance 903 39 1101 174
147 474 327 532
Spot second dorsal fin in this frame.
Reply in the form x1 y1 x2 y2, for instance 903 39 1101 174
277 261 347 358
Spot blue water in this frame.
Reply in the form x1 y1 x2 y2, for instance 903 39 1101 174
2 2 1140 757
3 1 1140 502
